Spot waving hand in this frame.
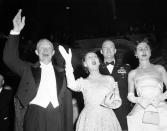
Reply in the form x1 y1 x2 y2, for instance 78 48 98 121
58 45 72 65
13 9 25 33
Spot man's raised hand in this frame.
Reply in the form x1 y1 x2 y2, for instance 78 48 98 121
13 9 25 33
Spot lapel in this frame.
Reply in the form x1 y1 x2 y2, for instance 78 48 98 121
53 66 64 96
31 62 41 89
53 65 66 104
101 64 111 75
111 60 119 76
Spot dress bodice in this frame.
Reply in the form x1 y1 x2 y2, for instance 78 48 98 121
82 79 112 108
74 76 115 108
135 72 163 99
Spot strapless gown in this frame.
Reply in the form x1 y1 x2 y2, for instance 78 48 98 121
127 75 167 131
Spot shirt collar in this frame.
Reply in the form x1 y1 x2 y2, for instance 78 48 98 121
40 62 53 69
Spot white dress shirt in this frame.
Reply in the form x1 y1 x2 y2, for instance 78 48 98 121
107 64 114 74
30 62 59 108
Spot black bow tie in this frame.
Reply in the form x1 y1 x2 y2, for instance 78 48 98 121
105 61 115 65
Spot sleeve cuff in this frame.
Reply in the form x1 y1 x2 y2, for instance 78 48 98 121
10 30 20 35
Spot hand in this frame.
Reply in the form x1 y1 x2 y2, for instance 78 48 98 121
58 45 72 65
104 92 114 106
151 95 162 107
138 97 151 109
13 9 25 33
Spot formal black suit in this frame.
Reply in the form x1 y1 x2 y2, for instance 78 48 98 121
3 35 73 131
0 87 13 131
99 60 132 130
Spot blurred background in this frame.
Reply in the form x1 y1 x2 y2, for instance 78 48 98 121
0 0 167 42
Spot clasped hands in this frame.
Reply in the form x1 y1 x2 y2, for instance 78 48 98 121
138 95 163 108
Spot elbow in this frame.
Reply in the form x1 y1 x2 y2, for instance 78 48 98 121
127 95 131 102
3 47 11 66
67 83 77 91
3 54 13 68
127 93 137 104
127 95 133 103
3 53 10 66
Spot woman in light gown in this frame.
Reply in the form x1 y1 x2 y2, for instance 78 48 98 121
127 39 167 131
59 45 122 131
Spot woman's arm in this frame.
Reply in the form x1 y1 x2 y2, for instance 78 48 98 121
65 64 83 91
153 65 167 103
59 45 82 92
127 70 138 103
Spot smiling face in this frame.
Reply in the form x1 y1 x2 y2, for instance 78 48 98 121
83 52 100 71
35 39 55 65
135 41 151 61
101 40 116 61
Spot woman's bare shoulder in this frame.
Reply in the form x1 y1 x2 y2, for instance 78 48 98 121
128 69 137 77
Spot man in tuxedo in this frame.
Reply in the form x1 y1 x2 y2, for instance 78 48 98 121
0 74 13 131
3 9 73 131
99 40 132 131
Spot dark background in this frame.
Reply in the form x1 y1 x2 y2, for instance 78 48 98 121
0 0 167 90
0 1 167 130
0 0 167 41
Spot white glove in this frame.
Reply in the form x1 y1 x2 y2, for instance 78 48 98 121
58 45 72 65
58 45 73 73
151 94 164 107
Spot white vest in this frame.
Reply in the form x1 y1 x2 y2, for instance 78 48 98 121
30 62 59 108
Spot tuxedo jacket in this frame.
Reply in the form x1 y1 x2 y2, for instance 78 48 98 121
3 35 73 131
0 87 13 131
99 60 132 129
0 87 13 120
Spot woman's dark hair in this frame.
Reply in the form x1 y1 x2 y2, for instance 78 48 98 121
81 50 101 74
133 38 152 53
